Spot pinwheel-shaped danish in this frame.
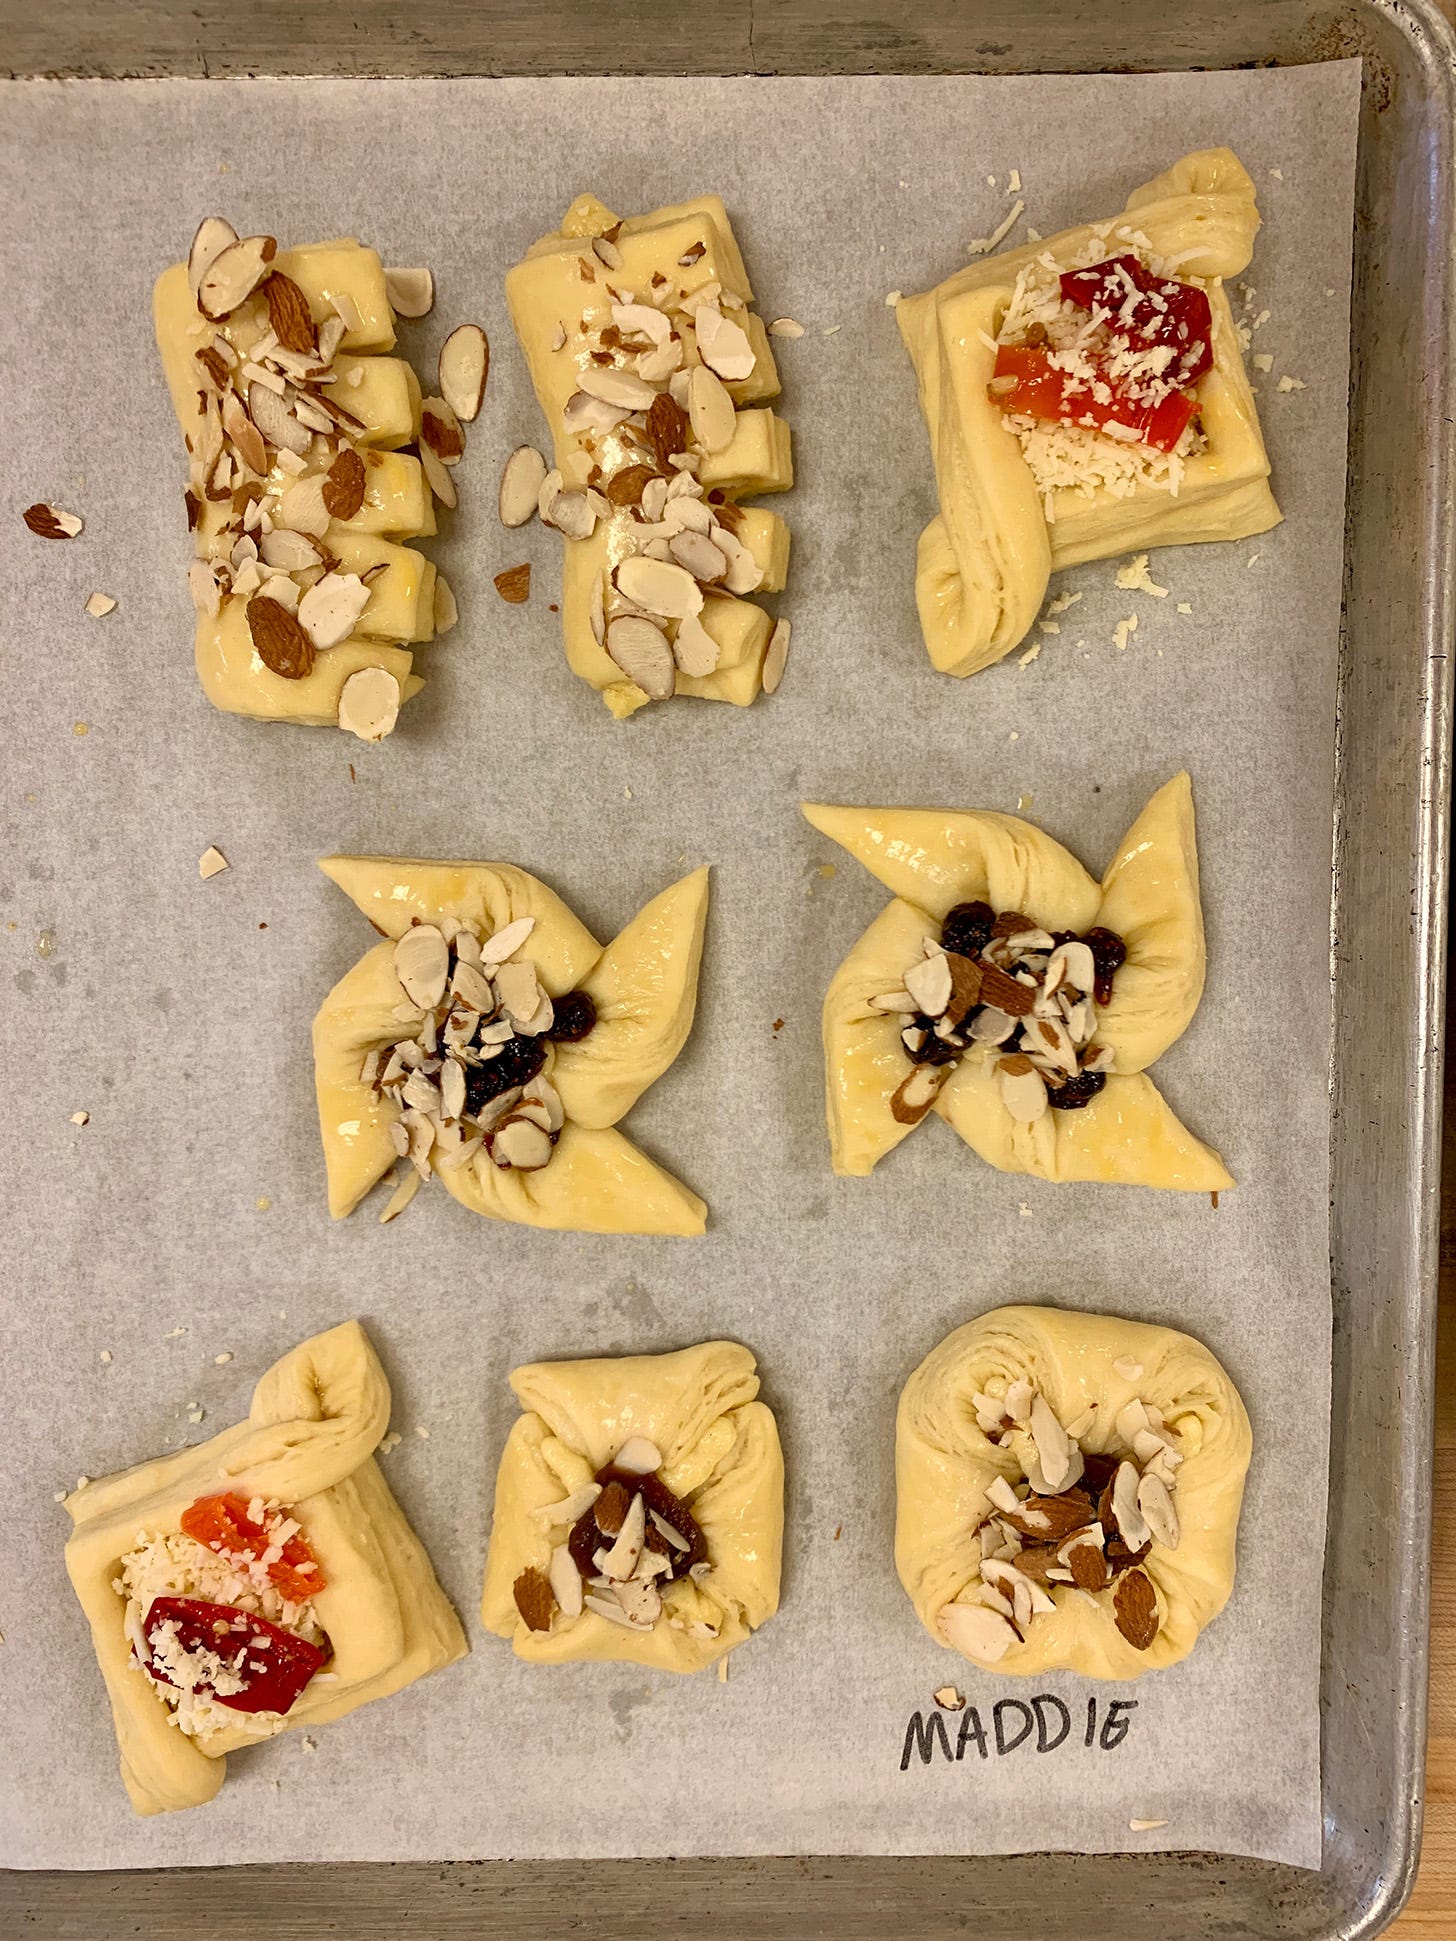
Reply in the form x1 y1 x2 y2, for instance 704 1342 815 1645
896 149 1281 675
482 1341 783 1672
804 772 1230 1192
155 222 482 738
897 1305 1252 1679
313 856 709 1235
506 193 793 715
63 1322 465 1815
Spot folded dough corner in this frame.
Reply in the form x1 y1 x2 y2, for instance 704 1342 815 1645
896 148 1281 676
63 1321 466 1815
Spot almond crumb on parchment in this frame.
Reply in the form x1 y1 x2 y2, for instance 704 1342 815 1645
213 1351 233 1366
70 1110 89 1126
198 845 229 879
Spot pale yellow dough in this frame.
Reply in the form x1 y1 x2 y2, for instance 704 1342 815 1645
897 1305 1252 1678
507 194 792 715
897 150 1281 675
153 238 439 731
312 856 709 1235
481 1341 784 1671
63 1322 466 1815
804 772 1231 1191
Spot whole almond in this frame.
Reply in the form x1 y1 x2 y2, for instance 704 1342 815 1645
246 594 315 679
512 1565 555 1633
265 271 317 353
321 448 368 521
1113 1567 1160 1649
494 563 531 604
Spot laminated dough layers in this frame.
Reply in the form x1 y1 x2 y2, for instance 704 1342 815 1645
154 231 457 734
482 1340 784 1671
896 1304 1252 1678
896 149 1281 675
313 855 710 1235
804 772 1232 1191
63 1321 466 1815
507 193 792 716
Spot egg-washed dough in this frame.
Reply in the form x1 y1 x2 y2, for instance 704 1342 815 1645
482 1341 784 1671
63 1322 466 1815
507 194 792 717
896 150 1281 676
313 855 710 1235
897 1305 1252 1679
803 772 1231 1191
153 237 442 732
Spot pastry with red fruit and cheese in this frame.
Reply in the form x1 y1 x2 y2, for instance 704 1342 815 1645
896 149 1281 676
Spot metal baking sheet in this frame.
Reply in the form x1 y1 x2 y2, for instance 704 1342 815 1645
0 0 1452 1936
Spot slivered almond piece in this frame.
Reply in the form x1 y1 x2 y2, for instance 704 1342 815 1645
84 592 117 618
598 1491 646 1579
761 617 791 694
494 563 531 604
479 916 536 964
1137 1472 1181 1551
419 441 457 511
438 323 489 421
433 574 458 635
499 445 547 526
605 615 675 700
420 395 466 465
23 502 82 539
384 266 434 318
768 316 805 338
187 217 238 299
548 1544 583 1619
1029 1394 1074 1493
322 448 368 520
687 364 736 453
694 304 756 381
512 1565 555 1633
197 234 278 320
1110 1460 1152 1550
578 364 658 411
264 271 316 353
337 666 401 742
222 390 268 475
198 845 229 880
394 925 450 1008
1113 1568 1160 1649
245 594 314 679
891 1062 949 1125
493 1114 553 1171
904 950 953 1018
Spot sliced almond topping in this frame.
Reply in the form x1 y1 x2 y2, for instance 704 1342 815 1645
420 395 466 464
605 615 675 701
890 1062 949 1125
615 554 704 622
978 961 1036 1016
1112 1356 1145 1382
298 570 370 650
548 1543 584 1619
246 380 311 458
768 316 805 338
594 1481 631 1535
539 488 596 540
197 234 278 320
668 529 728 584
419 441 458 511
645 392 690 471
694 304 756 381
336 663 401 742
220 390 267 475
1110 1459 1152 1550
438 322 489 422
998 1056 1048 1124
939 1600 1018 1664
499 445 547 527
613 1436 663 1475
1136 1472 1181 1551
84 592 117 619
687 364 736 454
1029 1394 1074 1493
494 563 531 604
611 301 671 345
494 1114 552 1170
246 594 315 679
259 527 324 572
761 617 792 695
433 574 458 635
479 915 536 965
187 217 239 299
23 502 82 540
384 266 434 318
904 949 953 1018
394 925 450 1008
671 611 720 678
198 845 229 880
1113 1568 1160 1650
321 448 368 521
264 271 317 354
598 1490 646 1579
512 1565 555 1633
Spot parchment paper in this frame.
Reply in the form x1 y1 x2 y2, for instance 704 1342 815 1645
0 65 1358 1872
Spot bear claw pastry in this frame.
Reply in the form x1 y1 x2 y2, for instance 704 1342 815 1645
313 855 710 1234
481 1341 784 1671
804 772 1231 1192
154 221 480 737
896 149 1281 676
62 1321 466 1815
896 1305 1252 1678
506 193 793 716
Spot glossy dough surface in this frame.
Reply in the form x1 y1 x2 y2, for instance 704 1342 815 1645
897 1305 1252 1678
312 856 710 1234
63 1322 466 1815
805 772 1231 1191
481 1341 784 1671
896 150 1281 675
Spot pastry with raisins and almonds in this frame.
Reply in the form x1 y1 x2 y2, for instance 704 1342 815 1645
803 772 1230 1191
62 1322 465 1816
482 1341 783 1672
313 855 709 1234
154 221 485 739
897 1305 1251 1678
897 149 1280 676
505 193 792 716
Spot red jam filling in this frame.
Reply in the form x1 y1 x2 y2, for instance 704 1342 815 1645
180 1491 327 1603
143 1595 328 1715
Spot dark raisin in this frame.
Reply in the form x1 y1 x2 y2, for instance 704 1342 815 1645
1080 926 1128 1004
1048 1070 1107 1111
1050 930 1078 949
909 1018 962 1067
462 1034 546 1115
547 990 597 1042
940 900 996 958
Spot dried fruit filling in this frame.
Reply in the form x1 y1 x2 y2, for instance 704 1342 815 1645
363 913 599 1191
512 1436 714 1640
881 901 1126 1126
950 1379 1185 1664
115 1492 330 1738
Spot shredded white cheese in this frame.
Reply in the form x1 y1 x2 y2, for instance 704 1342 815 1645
1114 553 1170 597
